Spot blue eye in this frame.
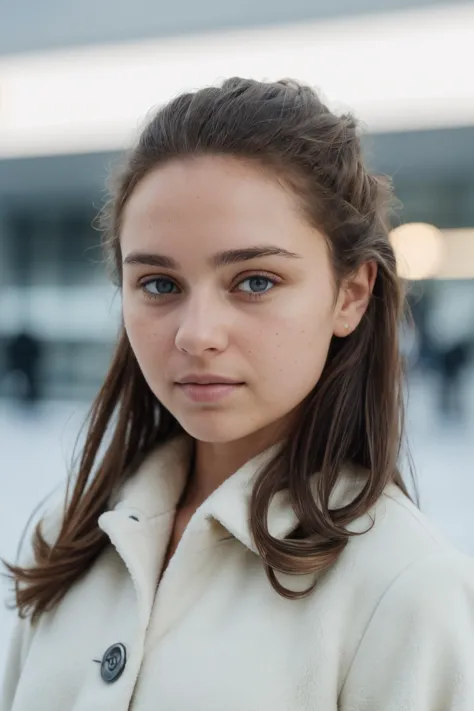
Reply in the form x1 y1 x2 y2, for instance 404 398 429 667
142 278 178 297
237 276 275 295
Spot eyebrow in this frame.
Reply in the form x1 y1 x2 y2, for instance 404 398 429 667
122 245 302 269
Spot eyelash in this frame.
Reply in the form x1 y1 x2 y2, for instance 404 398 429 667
139 273 280 303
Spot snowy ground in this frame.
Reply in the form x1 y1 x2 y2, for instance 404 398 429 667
1 371 473 676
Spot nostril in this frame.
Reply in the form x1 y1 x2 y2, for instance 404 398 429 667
129 515 140 522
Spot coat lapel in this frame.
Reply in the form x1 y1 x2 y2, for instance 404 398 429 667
97 436 193 629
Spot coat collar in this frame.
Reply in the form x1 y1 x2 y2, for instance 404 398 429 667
108 434 368 554
99 434 371 629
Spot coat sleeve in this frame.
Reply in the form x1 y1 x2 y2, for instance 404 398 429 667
339 551 474 710
0 495 64 711
0 617 34 711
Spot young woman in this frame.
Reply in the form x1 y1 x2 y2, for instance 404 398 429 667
2 77 474 711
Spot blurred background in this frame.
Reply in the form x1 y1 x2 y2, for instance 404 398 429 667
1 0 473 672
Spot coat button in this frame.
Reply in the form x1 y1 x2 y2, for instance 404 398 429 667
100 643 127 683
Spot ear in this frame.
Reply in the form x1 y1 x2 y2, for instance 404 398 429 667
333 261 377 337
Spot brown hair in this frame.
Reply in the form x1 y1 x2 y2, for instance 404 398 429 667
3 77 415 620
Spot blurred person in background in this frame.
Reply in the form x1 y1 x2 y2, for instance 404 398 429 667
406 283 437 372
2 78 474 711
3 330 43 406
425 281 474 422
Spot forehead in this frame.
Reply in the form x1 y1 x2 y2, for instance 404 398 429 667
120 155 322 258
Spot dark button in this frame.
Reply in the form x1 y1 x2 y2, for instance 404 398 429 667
100 643 127 683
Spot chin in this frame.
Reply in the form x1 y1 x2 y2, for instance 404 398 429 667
175 412 261 445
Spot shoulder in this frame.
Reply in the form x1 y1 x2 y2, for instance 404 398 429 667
354 543 474 651
1 488 67 709
338 547 474 708
366 486 474 612
344 482 459 581
376 547 474 617
337 489 474 706
328 481 473 640
11 485 66 572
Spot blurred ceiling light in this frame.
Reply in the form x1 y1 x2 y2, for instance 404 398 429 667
0 3 473 158
390 223 445 280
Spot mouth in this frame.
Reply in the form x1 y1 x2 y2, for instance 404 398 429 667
176 375 244 385
175 380 245 403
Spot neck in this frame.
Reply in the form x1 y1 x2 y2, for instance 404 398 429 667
181 422 287 510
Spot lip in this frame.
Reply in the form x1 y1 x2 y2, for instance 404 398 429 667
175 381 244 403
176 374 244 385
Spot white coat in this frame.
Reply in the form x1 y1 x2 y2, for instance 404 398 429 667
2 434 474 710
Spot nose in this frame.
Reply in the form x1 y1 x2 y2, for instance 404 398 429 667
175 292 229 356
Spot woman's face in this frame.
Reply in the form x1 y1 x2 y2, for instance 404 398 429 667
121 155 355 445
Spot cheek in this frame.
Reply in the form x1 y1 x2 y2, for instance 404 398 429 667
122 298 170 370
248 301 334 395
122 297 145 350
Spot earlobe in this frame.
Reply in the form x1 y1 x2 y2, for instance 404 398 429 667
334 320 352 338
